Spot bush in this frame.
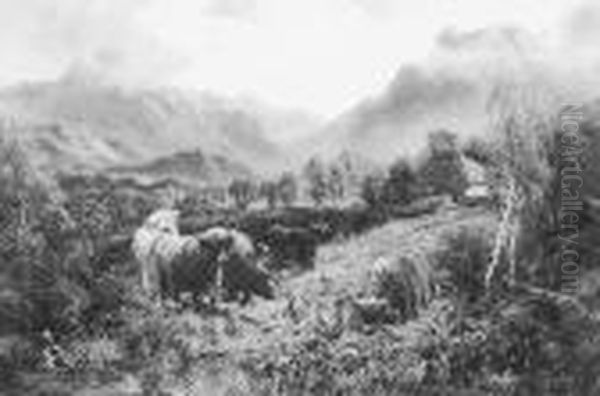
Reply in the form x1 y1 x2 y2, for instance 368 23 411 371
381 159 420 207
360 173 386 209
369 251 436 322
419 130 469 201
436 224 495 305
228 179 257 210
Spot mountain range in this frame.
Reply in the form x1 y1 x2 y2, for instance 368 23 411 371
0 26 576 187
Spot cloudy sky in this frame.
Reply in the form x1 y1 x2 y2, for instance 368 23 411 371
0 0 591 116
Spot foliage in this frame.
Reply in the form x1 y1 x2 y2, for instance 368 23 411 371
259 180 279 209
420 129 469 201
277 172 298 207
381 158 420 207
228 178 257 210
461 135 497 167
303 156 330 206
360 172 387 209
327 164 345 204
258 173 298 209
436 224 495 304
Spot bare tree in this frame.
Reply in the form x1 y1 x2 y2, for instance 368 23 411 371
259 180 279 209
303 156 329 206
228 178 256 211
327 164 345 205
277 172 298 207
483 78 559 290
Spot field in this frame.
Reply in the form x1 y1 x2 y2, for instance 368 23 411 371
3 205 500 395
2 49 600 395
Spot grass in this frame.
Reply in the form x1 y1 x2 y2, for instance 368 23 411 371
3 205 496 395
12 201 600 395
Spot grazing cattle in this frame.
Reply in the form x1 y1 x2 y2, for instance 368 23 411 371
132 210 229 303
228 229 256 260
262 224 318 271
133 212 275 306
222 254 275 305
157 232 226 303
202 226 275 305
133 208 182 292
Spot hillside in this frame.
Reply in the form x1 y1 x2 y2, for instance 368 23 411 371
0 75 320 183
108 149 254 187
308 27 563 166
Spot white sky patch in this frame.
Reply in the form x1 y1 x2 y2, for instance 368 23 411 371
0 0 589 116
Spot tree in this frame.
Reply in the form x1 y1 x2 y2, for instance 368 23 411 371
462 135 496 166
303 156 329 206
327 164 345 205
228 178 256 210
277 172 298 207
420 129 469 201
259 180 279 209
428 129 458 154
361 172 386 208
381 159 419 206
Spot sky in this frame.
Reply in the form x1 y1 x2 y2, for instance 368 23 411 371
0 0 590 117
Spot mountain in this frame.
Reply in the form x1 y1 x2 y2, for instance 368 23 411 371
311 65 486 166
0 74 320 185
307 27 556 166
108 149 254 187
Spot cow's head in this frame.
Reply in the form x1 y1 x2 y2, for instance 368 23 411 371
144 209 180 234
196 226 235 259
250 268 277 300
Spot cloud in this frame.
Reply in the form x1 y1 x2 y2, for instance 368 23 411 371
202 0 258 19
436 27 534 54
0 0 187 87
564 2 600 40
348 0 398 18
0 0 597 116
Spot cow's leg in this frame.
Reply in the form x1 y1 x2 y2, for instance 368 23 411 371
240 290 251 306
216 262 223 302
158 266 177 308
207 261 224 306
144 257 164 306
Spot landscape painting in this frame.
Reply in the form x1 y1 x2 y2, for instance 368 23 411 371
1 1 600 395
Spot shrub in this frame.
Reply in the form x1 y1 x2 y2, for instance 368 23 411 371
369 250 436 322
228 179 257 210
419 130 469 201
436 224 495 305
303 156 330 206
277 172 298 207
381 159 420 207
360 172 386 209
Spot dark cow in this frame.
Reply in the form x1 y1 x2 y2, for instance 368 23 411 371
150 231 228 305
133 216 232 306
222 254 275 305
218 228 276 305
133 208 276 307
262 224 318 271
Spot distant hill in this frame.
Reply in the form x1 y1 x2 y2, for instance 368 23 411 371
307 27 559 166
108 149 254 187
0 74 320 185
312 65 485 165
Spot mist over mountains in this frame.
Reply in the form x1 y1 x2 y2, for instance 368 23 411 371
0 71 322 185
2 1 600 187
312 19 600 164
